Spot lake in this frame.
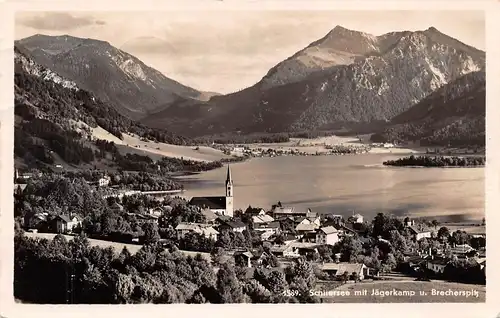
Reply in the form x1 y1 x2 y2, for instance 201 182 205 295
177 154 484 222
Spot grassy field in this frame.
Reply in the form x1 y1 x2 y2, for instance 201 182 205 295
442 223 486 235
23 232 212 261
315 280 485 303
80 120 230 162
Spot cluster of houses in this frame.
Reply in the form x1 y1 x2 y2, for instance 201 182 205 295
403 242 486 276
24 212 84 234
170 193 379 280
17 165 486 283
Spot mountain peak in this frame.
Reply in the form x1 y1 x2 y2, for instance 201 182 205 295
332 25 353 33
425 26 440 33
18 34 203 120
327 25 373 38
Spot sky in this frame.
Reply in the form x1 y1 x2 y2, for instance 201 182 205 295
15 10 485 94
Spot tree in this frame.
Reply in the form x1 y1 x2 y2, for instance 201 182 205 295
437 227 450 242
216 263 245 303
451 230 470 245
431 220 439 228
350 272 359 283
211 247 226 265
264 270 288 295
383 253 397 272
244 279 272 303
142 222 160 245
338 236 363 262
340 272 349 284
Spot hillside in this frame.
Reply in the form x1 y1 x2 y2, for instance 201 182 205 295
16 34 204 120
13 44 207 171
141 26 485 137
371 70 485 147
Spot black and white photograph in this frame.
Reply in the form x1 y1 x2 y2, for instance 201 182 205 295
2 1 494 310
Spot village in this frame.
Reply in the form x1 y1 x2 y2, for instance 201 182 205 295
17 165 486 292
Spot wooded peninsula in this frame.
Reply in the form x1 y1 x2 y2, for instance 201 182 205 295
383 155 486 167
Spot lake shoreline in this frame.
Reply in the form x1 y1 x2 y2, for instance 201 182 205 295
383 155 486 168
171 154 484 223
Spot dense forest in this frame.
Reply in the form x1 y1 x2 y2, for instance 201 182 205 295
14 172 485 304
14 232 327 304
193 130 341 145
14 173 325 303
15 52 250 174
371 72 485 148
114 152 246 175
383 155 486 167
14 68 192 145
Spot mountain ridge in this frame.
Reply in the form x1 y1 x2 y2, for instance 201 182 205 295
142 26 484 137
16 34 205 120
371 70 485 147
14 43 196 171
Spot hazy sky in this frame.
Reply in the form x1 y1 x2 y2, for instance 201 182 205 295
15 10 485 94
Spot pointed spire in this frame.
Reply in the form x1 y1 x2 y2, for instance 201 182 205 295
226 165 232 182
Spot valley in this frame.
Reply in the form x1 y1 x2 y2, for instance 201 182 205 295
11 19 487 306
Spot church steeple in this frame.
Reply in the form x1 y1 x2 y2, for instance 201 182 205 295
225 165 233 197
226 165 232 183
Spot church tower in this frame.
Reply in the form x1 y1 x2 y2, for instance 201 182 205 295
225 165 234 217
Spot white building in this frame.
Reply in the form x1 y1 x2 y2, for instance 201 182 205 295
316 226 340 246
189 166 234 217
175 223 219 241
426 258 448 274
408 226 432 241
55 214 83 233
98 175 111 187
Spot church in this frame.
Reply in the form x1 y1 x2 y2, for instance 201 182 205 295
189 165 234 217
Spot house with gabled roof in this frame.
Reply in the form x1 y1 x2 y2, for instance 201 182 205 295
175 222 219 241
245 206 267 216
252 214 275 224
271 205 312 219
54 214 82 233
295 215 321 226
217 218 247 233
295 222 319 235
291 242 320 257
254 221 281 240
348 213 364 224
24 212 49 230
320 262 370 280
270 243 300 258
111 202 124 212
316 226 339 245
408 226 432 241
426 257 449 274
148 207 165 217
14 183 28 194
234 251 254 267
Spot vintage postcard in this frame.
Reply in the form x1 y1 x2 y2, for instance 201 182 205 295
0 0 499 317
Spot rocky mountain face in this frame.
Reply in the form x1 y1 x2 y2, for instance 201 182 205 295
142 26 485 137
16 34 203 120
371 70 485 147
14 44 192 170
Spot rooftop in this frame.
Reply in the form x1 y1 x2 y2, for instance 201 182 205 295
318 226 338 235
296 223 319 232
320 262 366 275
408 226 432 234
